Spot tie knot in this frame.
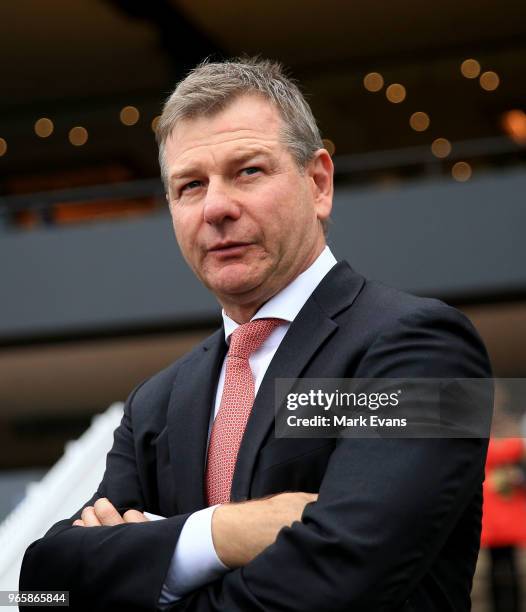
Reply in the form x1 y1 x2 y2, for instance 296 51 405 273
228 318 284 359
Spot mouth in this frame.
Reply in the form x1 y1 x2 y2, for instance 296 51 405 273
208 241 252 257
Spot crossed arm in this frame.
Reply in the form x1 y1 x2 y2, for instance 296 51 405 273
74 492 317 569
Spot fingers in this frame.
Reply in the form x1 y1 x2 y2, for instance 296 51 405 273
74 499 148 528
73 497 148 527
80 506 102 527
290 492 318 506
123 509 148 523
93 497 124 526
298 492 317 500
276 491 318 505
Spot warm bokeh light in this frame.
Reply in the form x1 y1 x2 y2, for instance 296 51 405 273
501 109 526 144
0 137 7 156
452 161 472 182
409 112 430 132
363 72 384 92
431 138 452 158
460 59 481 79
322 138 336 156
34 117 54 138
120 106 140 126
479 71 500 91
68 126 88 146
151 115 161 132
386 83 406 103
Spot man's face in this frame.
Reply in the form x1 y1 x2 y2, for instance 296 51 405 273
164 94 332 317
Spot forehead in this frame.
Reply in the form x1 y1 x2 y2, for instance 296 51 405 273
164 94 285 168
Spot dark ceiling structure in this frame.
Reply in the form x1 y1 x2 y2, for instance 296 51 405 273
0 0 525 188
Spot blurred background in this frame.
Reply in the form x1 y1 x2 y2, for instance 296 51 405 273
0 0 525 609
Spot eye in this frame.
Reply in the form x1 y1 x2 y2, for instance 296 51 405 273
240 166 261 176
181 180 202 194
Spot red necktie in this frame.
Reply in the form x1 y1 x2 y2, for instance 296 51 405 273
205 318 284 505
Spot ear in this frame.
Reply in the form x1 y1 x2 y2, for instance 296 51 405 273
306 149 334 223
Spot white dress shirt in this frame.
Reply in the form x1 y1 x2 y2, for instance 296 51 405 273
158 246 337 605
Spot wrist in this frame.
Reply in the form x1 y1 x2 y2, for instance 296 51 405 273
211 503 246 569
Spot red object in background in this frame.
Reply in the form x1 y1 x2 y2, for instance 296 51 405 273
481 438 526 547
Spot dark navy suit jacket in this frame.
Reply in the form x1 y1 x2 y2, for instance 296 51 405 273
20 262 492 611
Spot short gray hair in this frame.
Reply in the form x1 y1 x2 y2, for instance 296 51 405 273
155 57 324 191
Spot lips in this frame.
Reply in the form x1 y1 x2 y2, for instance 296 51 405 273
206 242 253 261
208 241 251 253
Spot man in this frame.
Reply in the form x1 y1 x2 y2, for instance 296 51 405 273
20 58 492 611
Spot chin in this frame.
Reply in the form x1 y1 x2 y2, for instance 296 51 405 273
213 279 258 297
208 270 262 298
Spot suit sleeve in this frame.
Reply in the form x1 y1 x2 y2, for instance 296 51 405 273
19 381 192 612
167 303 493 611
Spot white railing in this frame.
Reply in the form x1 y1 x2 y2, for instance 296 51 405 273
0 402 124 596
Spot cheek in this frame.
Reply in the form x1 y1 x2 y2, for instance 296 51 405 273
171 210 198 253
260 187 308 238
256 185 297 229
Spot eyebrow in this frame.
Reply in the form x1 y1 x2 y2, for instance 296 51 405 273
169 149 273 184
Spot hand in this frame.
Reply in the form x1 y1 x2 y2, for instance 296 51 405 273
72 497 149 527
211 491 317 568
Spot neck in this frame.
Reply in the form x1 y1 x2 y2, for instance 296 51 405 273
223 300 266 325
222 242 326 324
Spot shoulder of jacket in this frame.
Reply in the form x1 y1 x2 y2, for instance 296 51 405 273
126 327 224 412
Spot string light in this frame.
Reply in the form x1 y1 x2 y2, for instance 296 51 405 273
431 138 452 158
120 106 140 126
460 59 481 79
68 126 88 146
0 80 497 171
409 112 430 132
480 71 500 91
501 109 526 144
322 139 336 156
34 118 54 138
386 84 406 103
452 161 472 182
363 72 384 92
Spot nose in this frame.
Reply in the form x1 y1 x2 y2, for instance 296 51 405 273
203 178 241 225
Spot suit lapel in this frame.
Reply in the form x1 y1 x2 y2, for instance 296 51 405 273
231 261 365 501
167 328 227 514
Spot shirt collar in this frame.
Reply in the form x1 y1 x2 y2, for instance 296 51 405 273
222 246 337 342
